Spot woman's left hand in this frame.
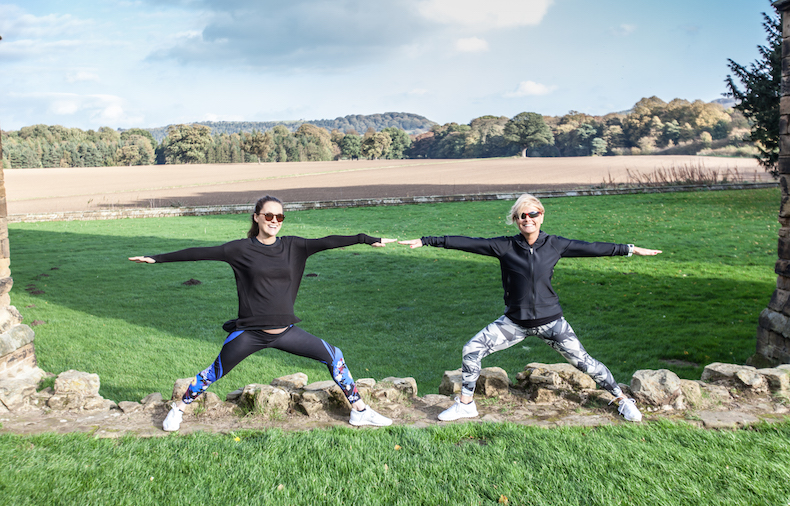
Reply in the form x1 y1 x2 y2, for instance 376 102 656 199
372 238 397 248
633 247 662 256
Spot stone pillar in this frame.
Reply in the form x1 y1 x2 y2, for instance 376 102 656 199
0 123 43 412
753 0 790 366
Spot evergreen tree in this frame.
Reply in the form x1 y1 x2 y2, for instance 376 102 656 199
725 7 780 176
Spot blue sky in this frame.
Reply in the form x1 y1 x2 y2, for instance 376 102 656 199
0 0 773 131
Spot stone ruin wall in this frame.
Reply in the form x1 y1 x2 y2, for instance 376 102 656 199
754 0 790 365
0 145 45 413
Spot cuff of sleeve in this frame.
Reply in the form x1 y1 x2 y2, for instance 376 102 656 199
627 244 634 257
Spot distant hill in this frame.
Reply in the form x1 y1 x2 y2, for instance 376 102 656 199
711 97 737 108
141 112 437 142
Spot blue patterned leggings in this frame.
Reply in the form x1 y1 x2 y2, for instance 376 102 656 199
461 316 623 398
182 325 360 404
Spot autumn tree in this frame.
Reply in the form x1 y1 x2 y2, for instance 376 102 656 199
360 131 392 159
162 124 212 164
243 130 274 162
504 112 554 157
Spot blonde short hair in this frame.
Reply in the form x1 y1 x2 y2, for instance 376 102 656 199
505 194 545 225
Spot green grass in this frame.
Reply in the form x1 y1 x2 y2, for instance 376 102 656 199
1 421 789 505
10 188 779 403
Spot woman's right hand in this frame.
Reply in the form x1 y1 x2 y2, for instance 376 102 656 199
128 256 155 263
398 239 423 249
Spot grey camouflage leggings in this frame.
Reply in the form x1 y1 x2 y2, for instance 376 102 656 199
460 315 623 398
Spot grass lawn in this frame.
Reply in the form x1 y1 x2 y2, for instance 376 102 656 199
4 188 787 505
1 421 789 505
11 188 778 402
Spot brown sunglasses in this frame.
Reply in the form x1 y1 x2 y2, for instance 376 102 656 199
259 212 285 223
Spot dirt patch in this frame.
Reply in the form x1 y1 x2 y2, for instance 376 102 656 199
5 156 764 215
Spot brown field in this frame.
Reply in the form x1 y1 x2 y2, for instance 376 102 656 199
4 155 765 215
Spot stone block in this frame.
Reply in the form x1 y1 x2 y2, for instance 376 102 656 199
0 342 37 378
54 370 100 396
631 369 682 407
520 362 596 391
0 258 9 278
240 384 290 416
379 376 418 397
0 306 23 334
118 401 142 413
768 288 790 313
141 392 163 405
756 367 790 394
532 387 558 404
756 325 790 363
297 380 348 416
679 379 703 407
438 369 463 396
0 323 34 357
702 362 768 393
270 372 308 391
476 367 510 397
0 277 11 296
0 377 37 411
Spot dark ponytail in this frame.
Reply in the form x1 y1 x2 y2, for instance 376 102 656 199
247 195 283 238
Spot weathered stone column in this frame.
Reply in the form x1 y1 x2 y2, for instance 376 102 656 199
754 0 790 366
0 122 43 412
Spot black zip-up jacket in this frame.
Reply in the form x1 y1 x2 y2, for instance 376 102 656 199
421 231 631 327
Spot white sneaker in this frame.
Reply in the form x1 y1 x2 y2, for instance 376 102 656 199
162 405 183 431
613 397 642 422
438 397 478 421
349 405 392 426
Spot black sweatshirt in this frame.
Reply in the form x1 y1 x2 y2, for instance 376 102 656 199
150 234 380 328
421 231 630 327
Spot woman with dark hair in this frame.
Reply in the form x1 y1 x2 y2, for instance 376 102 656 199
130 195 394 430
400 193 661 423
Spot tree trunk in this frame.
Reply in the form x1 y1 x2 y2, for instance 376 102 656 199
521 147 528 157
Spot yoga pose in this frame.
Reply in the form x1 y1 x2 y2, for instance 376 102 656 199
400 194 661 422
130 195 394 430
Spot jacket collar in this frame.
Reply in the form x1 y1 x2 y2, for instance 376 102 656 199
514 230 547 249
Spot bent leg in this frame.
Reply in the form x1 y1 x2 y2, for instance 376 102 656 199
536 318 623 398
461 316 527 397
269 326 361 404
183 330 267 404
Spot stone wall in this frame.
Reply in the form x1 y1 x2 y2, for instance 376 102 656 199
753 0 790 365
0 139 45 413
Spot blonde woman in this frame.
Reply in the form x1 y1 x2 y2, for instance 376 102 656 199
400 194 661 422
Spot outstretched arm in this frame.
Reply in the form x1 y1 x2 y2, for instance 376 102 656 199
398 239 423 249
128 256 155 263
371 238 397 248
633 246 662 256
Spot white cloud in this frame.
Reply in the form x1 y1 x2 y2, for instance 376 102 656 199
8 91 139 125
455 37 488 53
504 81 557 97
408 89 429 96
417 0 553 29
66 71 100 83
0 5 92 39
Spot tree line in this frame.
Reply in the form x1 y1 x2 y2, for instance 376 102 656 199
0 97 757 169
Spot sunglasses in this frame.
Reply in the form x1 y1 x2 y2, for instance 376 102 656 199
516 211 542 220
260 212 285 223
